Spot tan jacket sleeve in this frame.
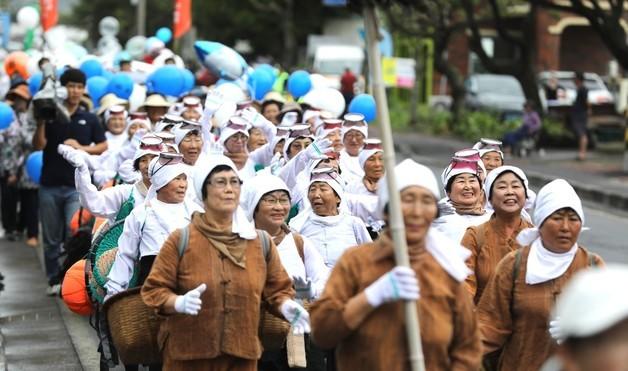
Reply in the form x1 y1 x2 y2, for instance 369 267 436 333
310 250 359 349
263 238 296 317
141 230 181 314
477 251 516 355
461 227 479 299
450 283 483 371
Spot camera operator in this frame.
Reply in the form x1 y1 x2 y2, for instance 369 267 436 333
32 68 107 296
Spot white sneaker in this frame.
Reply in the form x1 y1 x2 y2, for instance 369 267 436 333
46 284 61 296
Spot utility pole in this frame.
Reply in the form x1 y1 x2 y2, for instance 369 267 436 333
136 0 146 36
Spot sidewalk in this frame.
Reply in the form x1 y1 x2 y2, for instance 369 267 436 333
385 129 628 213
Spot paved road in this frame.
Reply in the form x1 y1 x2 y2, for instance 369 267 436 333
577 203 628 264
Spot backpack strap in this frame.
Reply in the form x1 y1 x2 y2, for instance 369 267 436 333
257 229 271 262
510 248 524 317
177 226 190 257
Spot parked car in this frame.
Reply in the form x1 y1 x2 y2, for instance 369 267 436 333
464 74 526 120
538 71 615 114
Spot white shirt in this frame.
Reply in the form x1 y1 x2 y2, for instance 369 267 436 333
344 180 383 231
276 233 330 298
290 211 372 268
105 198 203 294
339 149 364 184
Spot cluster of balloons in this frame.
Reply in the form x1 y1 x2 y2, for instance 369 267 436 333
146 65 195 97
248 64 276 101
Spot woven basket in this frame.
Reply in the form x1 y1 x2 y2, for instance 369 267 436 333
103 287 162 365
259 301 310 351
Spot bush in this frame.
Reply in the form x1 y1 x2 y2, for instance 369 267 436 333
453 110 519 142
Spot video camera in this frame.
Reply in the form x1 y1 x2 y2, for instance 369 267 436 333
32 62 69 122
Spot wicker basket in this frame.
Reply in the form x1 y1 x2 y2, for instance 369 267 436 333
103 287 162 365
259 301 310 351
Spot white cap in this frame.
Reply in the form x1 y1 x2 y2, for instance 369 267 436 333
193 154 239 202
240 174 290 222
358 138 383 170
483 165 530 201
553 265 628 341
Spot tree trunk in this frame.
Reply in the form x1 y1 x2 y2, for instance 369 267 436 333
433 40 466 127
409 47 422 126
281 0 296 67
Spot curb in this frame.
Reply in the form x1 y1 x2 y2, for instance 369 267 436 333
0 329 6 371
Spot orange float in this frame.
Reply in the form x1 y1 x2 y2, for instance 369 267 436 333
70 208 94 236
4 51 29 80
61 259 93 316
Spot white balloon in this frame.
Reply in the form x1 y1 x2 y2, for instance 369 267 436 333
152 49 184 68
99 16 120 37
302 87 345 118
128 83 147 112
17 6 39 29
125 36 146 59
310 73 332 89
215 82 247 103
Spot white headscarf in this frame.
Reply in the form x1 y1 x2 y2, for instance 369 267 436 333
483 165 530 202
218 117 250 148
341 125 368 141
308 169 344 201
192 154 257 240
145 156 188 202
377 158 471 282
240 174 290 222
174 126 201 147
358 146 383 170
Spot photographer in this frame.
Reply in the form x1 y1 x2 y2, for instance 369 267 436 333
32 68 107 296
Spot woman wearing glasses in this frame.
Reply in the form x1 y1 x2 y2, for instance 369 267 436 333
338 114 368 184
309 159 481 370
58 134 164 224
432 150 492 243
105 152 203 299
289 168 371 269
141 155 308 370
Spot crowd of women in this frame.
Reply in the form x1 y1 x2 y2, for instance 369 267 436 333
3 57 623 371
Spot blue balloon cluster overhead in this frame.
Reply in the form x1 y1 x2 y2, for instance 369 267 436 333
80 59 104 79
26 151 43 184
248 67 275 101
107 73 134 100
147 66 194 97
287 70 312 98
0 102 14 130
87 76 109 106
348 94 377 123
194 41 248 81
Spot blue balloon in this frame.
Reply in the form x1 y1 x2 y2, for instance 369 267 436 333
28 72 43 96
0 102 13 130
107 73 134 100
80 59 103 79
194 40 247 81
87 76 110 107
287 70 312 99
114 51 132 66
156 27 172 44
147 66 184 97
248 68 274 101
25 151 43 184
348 94 377 123
256 64 277 78
181 69 195 94
101 70 114 81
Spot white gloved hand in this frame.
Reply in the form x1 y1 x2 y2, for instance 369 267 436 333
364 266 420 308
280 299 311 335
204 89 224 114
58 144 87 170
549 317 563 344
117 160 140 184
293 276 314 300
280 112 298 127
304 138 332 161
241 107 271 128
174 284 207 315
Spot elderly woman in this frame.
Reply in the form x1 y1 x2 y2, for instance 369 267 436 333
433 150 491 243
289 168 371 268
461 165 533 304
339 114 368 183
345 139 385 238
477 179 603 371
310 159 481 370
472 138 504 174
141 155 308 371
174 121 203 166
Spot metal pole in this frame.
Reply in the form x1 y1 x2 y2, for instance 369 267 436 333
137 0 146 36
363 6 426 371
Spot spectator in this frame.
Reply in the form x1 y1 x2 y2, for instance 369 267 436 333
32 68 108 296
571 72 589 161
340 67 357 106
502 101 542 154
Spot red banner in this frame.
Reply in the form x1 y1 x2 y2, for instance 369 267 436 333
40 0 58 32
173 0 191 39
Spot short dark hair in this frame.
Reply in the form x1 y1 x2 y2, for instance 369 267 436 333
201 165 235 200
60 68 86 87
38 57 50 69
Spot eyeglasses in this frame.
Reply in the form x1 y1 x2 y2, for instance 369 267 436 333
206 176 242 189
260 195 291 206
151 152 185 177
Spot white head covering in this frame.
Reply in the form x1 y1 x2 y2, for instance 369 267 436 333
145 154 188 202
483 165 530 202
193 154 257 239
377 158 471 282
472 138 504 159
174 124 201 147
317 119 342 138
308 168 344 201
441 149 486 191
283 124 313 159
517 179 585 246
240 174 290 222
342 125 368 141
303 109 320 123
358 139 383 170
104 105 128 123
552 265 628 342
218 116 250 148
132 134 164 163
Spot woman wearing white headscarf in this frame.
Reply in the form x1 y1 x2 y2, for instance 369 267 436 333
472 138 504 174
338 116 368 184
310 159 481 370
58 135 164 224
477 179 604 371
461 165 534 305
289 168 371 269
105 152 203 299
141 155 307 370
433 150 492 243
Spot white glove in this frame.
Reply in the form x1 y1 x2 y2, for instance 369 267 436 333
293 276 314 300
280 299 311 335
204 89 224 114
304 138 332 161
280 112 298 127
364 266 420 308
174 284 207 315
241 107 272 128
58 144 87 170
549 317 563 344
117 160 140 184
